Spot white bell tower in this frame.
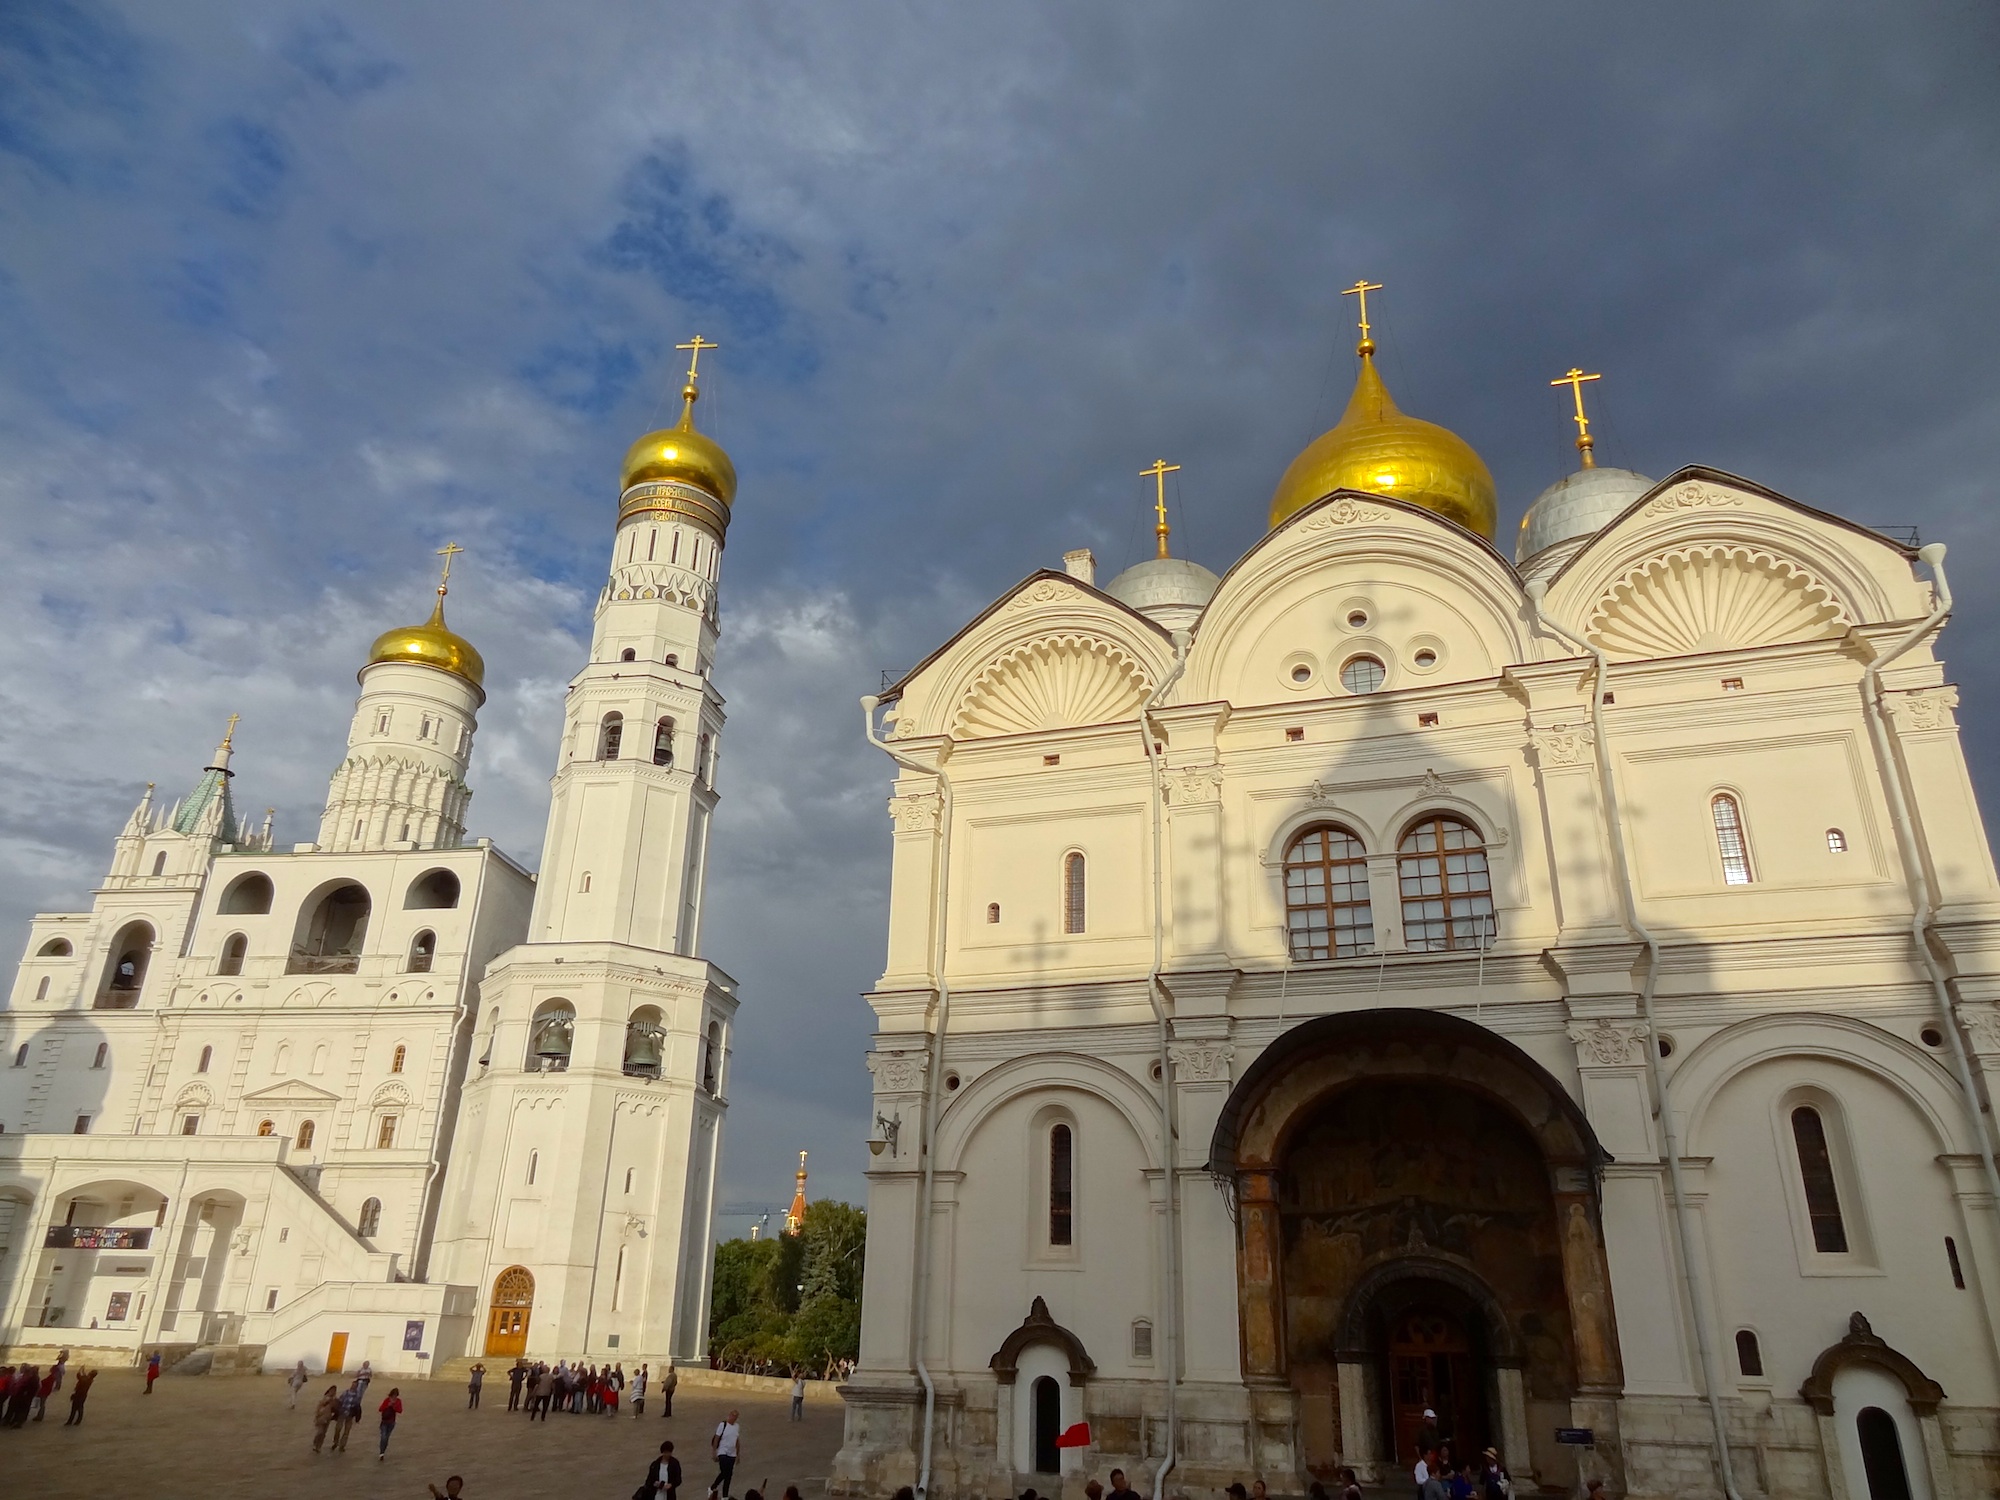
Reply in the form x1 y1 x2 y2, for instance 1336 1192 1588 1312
435 339 740 1365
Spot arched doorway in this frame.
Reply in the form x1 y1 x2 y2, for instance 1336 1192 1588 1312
1031 1375 1062 1474
485 1265 534 1357
1856 1408 1914 1500
1385 1301 1484 1466
1802 1314 1944 1500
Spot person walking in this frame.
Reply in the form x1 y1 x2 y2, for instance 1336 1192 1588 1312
143 1351 161 1394
467 1362 486 1409
356 1359 375 1405
644 1439 682 1500
377 1386 404 1460
64 1367 96 1427
660 1360 677 1418
287 1359 310 1409
789 1372 805 1423
631 1363 648 1418
333 1379 363 1451
311 1385 340 1452
507 1360 526 1412
709 1409 741 1498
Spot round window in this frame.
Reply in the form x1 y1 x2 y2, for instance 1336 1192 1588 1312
1340 655 1386 694
1347 610 1370 629
1290 664 1313 684
1414 648 1438 669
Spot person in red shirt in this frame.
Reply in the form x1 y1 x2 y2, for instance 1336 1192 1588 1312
377 1387 404 1460
143 1352 161 1393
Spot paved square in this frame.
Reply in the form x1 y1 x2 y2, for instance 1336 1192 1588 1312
0 1370 845 1500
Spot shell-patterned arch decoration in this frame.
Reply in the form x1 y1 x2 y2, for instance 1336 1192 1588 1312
1585 544 1850 660
951 634 1155 740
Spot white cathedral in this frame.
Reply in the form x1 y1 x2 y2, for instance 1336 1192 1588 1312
0 355 742 1379
833 301 2000 1500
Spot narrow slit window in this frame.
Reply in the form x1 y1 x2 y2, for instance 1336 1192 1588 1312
1062 852 1087 935
987 903 1001 924
1790 1105 1849 1252
1735 1329 1763 1378
1947 1235 1966 1289
1712 793 1754 885
1049 1123 1074 1246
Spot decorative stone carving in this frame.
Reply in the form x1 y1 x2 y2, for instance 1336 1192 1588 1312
1307 780 1336 805
1887 685 1959 733
1567 1018 1648 1068
370 1080 413 1108
1957 1004 2000 1056
1168 765 1225 805
887 791 942 832
885 710 923 740
1420 768 1448 794
1586 545 1849 660
1006 578 1078 612
1169 1041 1235 1084
952 634 1153 739
1530 724 1596 768
1642 481 1745 516
1300 497 1389 530
866 1049 929 1093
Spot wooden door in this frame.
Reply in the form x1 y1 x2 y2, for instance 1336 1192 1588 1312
1387 1308 1478 1466
326 1331 348 1374
484 1265 534 1357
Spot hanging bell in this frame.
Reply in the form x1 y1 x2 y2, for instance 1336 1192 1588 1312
533 1014 574 1059
624 1025 664 1070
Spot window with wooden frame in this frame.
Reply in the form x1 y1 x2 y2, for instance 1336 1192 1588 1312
1283 825 1374 960
376 1114 399 1150
1711 792 1754 885
1397 815 1496 952
1062 852 1087 935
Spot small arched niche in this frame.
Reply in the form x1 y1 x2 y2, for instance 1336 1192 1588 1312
289 883 371 974
219 872 275 915
405 868 461 910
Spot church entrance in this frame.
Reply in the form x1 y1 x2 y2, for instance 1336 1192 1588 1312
1384 1299 1487 1467
484 1265 533 1357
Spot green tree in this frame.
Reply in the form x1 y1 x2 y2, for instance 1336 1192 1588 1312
709 1201 866 1371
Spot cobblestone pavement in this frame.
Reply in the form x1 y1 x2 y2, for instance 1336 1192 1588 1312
0 1369 845 1500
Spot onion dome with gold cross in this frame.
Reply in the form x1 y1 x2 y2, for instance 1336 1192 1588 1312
367 543 486 688
619 334 737 542
1516 367 1652 570
1268 281 1498 541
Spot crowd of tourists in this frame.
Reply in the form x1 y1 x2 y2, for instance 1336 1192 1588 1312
0 1351 97 1427
501 1357 669 1417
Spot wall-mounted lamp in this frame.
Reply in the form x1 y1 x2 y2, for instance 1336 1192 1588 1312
867 1111 902 1158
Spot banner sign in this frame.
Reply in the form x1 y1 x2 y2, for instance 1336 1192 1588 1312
45 1226 152 1250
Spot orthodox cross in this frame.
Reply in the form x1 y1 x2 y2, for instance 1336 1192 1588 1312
1342 278 1384 351
221 712 240 749
1142 459 1182 559
677 334 719 386
1551 368 1602 467
435 541 464 596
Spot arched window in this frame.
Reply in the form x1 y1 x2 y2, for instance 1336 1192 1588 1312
98 921 156 1009
1856 1408 1912 1500
1790 1105 1849 1252
357 1198 382 1237
698 733 711 780
527 1002 575 1073
34 976 49 1000
289 884 371 974
218 933 247 976
664 653 679 668
624 1167 635 1193
987 902 1001 924
653 718 675 767
151 851 168 877
406 930 436 973
1062 852 1087 935
620 648 637 662
1049 1122 1074 1246
296 1120 315 1150
405 869 460 909
1283 825 1374 960
1735 1329 1763 1377
1826 828 1849 854
623 1006 665 1079
197 1045 213 1073
598 712 624 761
702 1020 720 1094
310 1043 327 1075
257 1119 274 1137
1397 816 1496 952
92 1042 108 1070
391 1044 407 1075
1711 793 1753 884
38 938 72 957
527 1150 539 1185
11 1044 26 1068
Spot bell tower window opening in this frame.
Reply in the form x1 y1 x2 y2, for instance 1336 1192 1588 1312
1062 852 1087 935
375 709 391 734
218 933 247 976
1283 824 1374 960
1789 1105 1849 1253
698 733 712 781
1049 1122 1074 1246
702 1020 721 1095
598 712 624 761
11 1043 26 1067
654 718 675 767
620 648 637 663
197 1045 213 1073
151 851 168 877
1397 816 1496 952
406 930 435 973
35 976 50 1000
92 1042 108 1070
527 1002 575 1072
1711 792 1754 884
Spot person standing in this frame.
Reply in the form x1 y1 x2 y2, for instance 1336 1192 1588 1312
31 1365 57 1421
467 1362 486 1409
1107 1470 1142 1500
49 1350 68 1401
356 1359 374 1405
646 1439 682 1500
288 1359 310 1409
789 1372 805 1423
311 1385 340 1452
507 1360 526 1412
630 1363 648 1418
709 1409 741 1498
660 1360 677 1419
143 1351 161 1394
64 1367 96 1427
377 1386 404 1460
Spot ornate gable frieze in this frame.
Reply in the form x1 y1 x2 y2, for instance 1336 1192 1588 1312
1586 543 1850 660
951 634 1153 740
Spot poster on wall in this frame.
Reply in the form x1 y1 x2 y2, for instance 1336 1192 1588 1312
106 1292 132 1322
403 1320 424 1351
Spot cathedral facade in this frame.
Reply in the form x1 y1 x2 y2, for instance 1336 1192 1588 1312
834 324 2000 1499
0 360 742 1381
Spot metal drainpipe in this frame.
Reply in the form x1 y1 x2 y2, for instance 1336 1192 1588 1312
1858 548 2000 1214
1524 580 1746 1500
1138 632 1190 1500
862 696 953 1500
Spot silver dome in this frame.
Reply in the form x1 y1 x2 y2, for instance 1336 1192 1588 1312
1104 556 1221 630
1515 465 1654 566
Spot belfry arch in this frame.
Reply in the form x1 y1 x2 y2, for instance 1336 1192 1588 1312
1209 1009 1624 1488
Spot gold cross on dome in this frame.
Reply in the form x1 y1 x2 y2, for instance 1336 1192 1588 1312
1141 459 1182 559
1551 368 1602 467
221 712 240 748
435 541 464 593
676 334 719 386
1342 279 1384 348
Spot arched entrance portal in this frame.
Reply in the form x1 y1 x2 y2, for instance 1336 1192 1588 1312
485 1265 534 1357
1211 1010 1622 1488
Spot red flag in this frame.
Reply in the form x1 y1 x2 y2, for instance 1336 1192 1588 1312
1054 1422 1092 1449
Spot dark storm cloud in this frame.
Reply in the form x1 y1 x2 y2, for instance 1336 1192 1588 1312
1 0 1996 1220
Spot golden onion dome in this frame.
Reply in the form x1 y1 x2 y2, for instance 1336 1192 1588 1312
1269 348 1497 540
367 595 485 689
620 388 737 505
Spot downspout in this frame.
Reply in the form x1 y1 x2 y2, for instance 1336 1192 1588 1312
1524 580 1745 1500
861 696 953 1500
1138 632 1190 1500
1859 548 2000 1213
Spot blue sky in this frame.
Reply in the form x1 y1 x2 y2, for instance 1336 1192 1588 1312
3 1 1998 1227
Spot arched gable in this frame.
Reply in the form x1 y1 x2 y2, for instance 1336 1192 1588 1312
881 572 1174 744
1542 468 1931 654
990 1295 1097 1385
1800 1311 1946 1416
1671 1012 1973 1157
934 1050 1163 1174
1178 492 1530 709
